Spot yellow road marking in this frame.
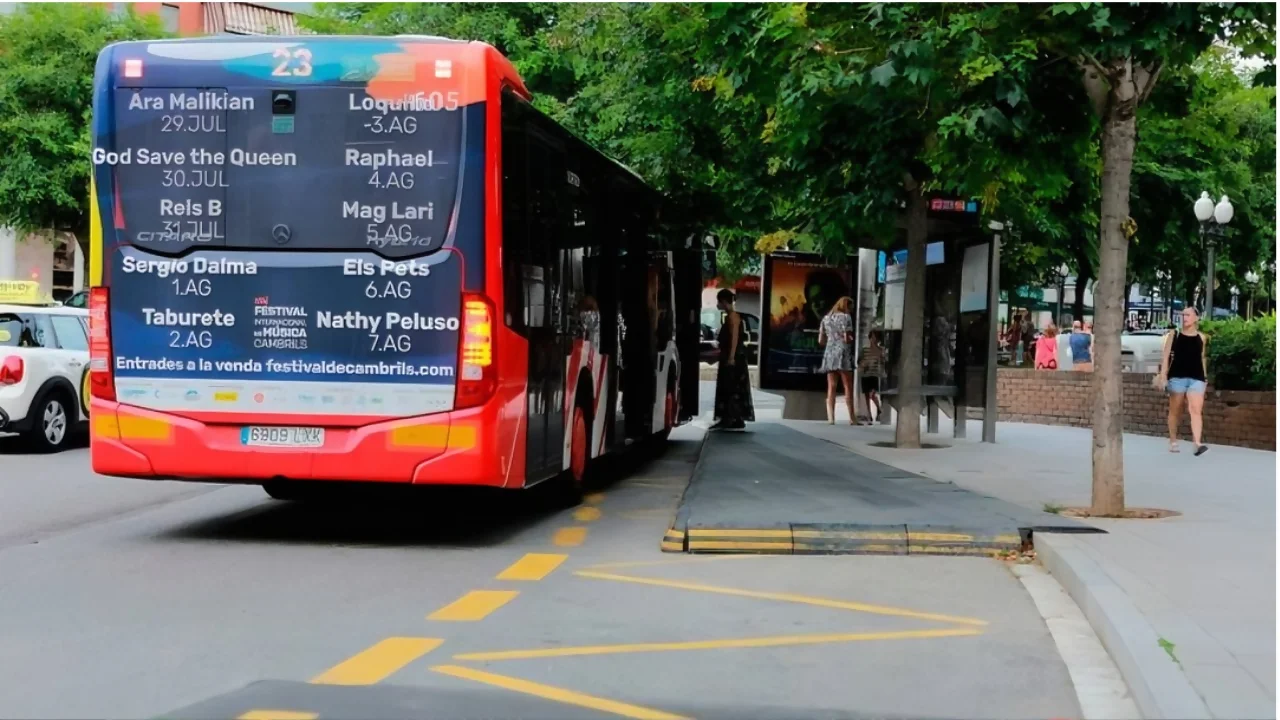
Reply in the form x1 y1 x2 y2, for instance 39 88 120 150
432 665 690 720
686 541 792 551
429 590 519 621
909 532 974 542
793 543 905 554
454 627 982 661
310 637 442 685
686 528 791 538
584 492 606 505
573 506 603 522
553 527 588 547
910 546 1004 556
909 532 1021 544
496 553 567 581
575 570 988 626
791 530 905 540
238 712 318 720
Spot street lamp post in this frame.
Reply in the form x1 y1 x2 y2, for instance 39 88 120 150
1244 269 1259 319
1264 258 1274 312
1155 269 1170 325
1230 286 1240 316
1193 192 1233 318
1055 263 1070 327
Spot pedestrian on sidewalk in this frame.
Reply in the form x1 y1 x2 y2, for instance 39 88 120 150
1157 306 1210 456
817 295 856 425
858 329 886 424
711 289 755 431
1069 319 1093 371
1019 311 1036 366
1034 322 1059 370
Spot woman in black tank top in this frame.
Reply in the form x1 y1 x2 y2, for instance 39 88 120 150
1157 306 1209 455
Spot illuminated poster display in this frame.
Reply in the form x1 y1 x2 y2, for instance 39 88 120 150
758 252 855 392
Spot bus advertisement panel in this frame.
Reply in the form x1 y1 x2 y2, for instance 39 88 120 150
95 41 484 420
89 39 495 484
89 37 697 498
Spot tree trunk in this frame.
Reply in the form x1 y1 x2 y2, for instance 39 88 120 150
894 183 928 448
1091 64 1139 517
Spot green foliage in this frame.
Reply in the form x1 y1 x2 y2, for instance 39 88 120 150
1132 49 1277 302
0 4 164 243
1202 314 1276 391
306 3 1274 297
301 3 577 119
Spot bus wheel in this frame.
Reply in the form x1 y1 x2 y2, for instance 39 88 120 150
570 406 589 486
264 481 308 501
552 406 589 508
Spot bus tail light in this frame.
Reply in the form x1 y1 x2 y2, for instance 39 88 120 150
0 356 23 386
88 287 116 402
455 293 496 410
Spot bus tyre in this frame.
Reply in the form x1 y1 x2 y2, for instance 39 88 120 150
555 405 590 507
263 481 303 501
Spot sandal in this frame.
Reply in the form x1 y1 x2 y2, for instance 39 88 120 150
1168 441 1180 453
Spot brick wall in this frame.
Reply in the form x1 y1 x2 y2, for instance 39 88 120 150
995 368 1276 451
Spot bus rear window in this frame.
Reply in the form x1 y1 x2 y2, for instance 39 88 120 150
110 86 465 256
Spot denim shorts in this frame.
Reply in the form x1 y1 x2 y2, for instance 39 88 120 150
1167 377 1206 394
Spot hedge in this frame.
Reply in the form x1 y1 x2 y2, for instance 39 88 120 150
1202 314 1276 391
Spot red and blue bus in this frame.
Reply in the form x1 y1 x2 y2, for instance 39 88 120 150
88 36 703 501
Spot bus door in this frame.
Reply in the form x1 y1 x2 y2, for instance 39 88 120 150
648 253 678 431
673 247 703 422
617 217 656 440
521 130 568 480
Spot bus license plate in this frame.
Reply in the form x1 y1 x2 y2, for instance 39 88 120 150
241 426 324 448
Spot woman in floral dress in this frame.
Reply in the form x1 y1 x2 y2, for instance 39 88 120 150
818 296 856 424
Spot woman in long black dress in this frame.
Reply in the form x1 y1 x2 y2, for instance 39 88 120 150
712 289 755 431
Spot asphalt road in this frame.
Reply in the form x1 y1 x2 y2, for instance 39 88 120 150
0 398 1081 720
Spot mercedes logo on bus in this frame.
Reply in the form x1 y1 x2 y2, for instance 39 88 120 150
271 224 292 245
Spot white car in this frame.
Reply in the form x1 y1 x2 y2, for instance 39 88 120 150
0 301 91 451
1049 330 1166 373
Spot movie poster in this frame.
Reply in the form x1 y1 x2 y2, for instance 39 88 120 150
759 253 854 391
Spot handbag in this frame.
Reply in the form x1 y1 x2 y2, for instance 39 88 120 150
1151 331 1172 390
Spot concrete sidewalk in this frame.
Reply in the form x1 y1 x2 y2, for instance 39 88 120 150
667 420 1092 555
787 415 1276 720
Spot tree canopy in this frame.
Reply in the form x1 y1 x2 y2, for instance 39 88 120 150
304 2 1275 459
0 3 164 246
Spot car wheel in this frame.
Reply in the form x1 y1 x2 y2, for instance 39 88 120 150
27 394 71 452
